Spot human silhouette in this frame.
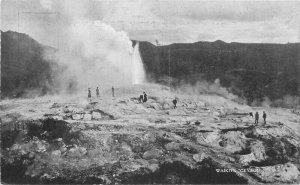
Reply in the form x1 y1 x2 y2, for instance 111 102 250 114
263 111 267 125
255 112 259 124
88 88 91 98
173 98 177 109
96 87 100 97
139 94 144 103
143 92 147 102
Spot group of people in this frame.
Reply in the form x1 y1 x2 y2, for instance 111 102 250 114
139 92 148 103
250 111 267 125
138 92 178 109
88 87 99 98
88 86 115 99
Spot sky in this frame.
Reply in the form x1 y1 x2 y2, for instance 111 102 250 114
1 0 300 47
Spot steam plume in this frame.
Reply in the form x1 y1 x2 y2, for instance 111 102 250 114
56 20 134 92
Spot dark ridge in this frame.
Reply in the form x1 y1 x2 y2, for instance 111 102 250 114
1 31 60 98
138 40 300 104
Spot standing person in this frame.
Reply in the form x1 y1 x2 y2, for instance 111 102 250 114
112 86 115 97
263 111 267 125
139 94 144 103
88 88 91 99
173 98 177 109
255 112 259 125
96 87 100 98
143 92 147 103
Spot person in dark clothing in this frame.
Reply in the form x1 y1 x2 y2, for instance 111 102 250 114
249 112 253 118
263 111 267 125
88 88 91 99
143 92 147 102
255 112 259 124
96 87 100 97
112 86 115 97
173 98 177 109
139 95 144 103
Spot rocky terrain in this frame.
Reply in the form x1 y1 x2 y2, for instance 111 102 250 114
1 84 300 184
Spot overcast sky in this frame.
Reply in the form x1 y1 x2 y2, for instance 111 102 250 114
1 0 300 47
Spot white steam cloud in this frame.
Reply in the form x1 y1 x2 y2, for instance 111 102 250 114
53 20 146 93
44 0 146 94
39 0 53 10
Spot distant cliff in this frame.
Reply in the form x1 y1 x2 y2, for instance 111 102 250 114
139 41 300 103
1 31 58 98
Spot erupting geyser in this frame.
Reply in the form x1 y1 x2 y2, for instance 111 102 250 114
56 20 140 92
132 43 146 84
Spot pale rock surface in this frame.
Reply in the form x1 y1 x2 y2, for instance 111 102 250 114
143 149 163 159
92 111 102 119
83 113 92 120
193 152 207 162
252 163 299 183
68 146 87 158
164 142 181 151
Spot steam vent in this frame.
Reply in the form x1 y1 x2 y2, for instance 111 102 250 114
1 0 300 184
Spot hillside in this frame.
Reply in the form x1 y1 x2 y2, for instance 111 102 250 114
139 41 300 103
1 31 58 98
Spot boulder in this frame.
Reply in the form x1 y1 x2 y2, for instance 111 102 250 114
164 142 181 151
222 131 247 153
152 103 162 110
239 141 266 166
63 106 73 113
162 102 172 110
239 153 257 166
92 111 102 120
59 146 67 153
10 144 21 151
195 101 206 107
148 159 159 164
56 138 63 142
34 140 48 153
250 141 266 161
51 150 61 159
212 111 220 116
143 149 163 160
193 152 207 162
196 131 221 147
252 162 299 183
67 147 87 158
204 132 221 144
83 113 92 121
120 142 132 153
72 114 83 120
